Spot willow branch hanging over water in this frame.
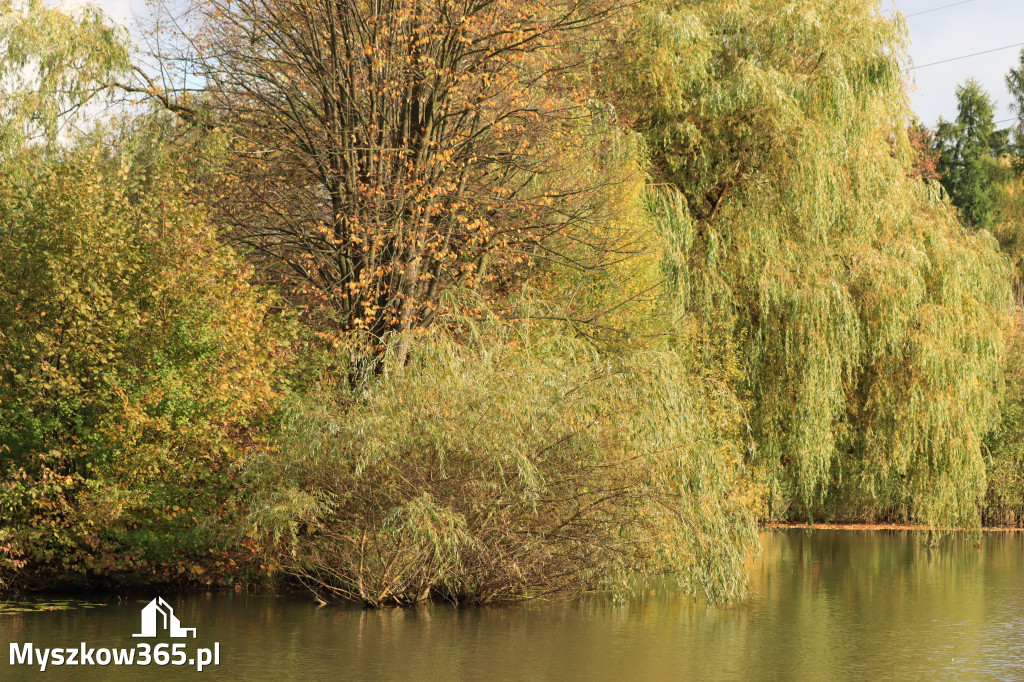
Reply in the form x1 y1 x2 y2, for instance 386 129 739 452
615 0 1012 527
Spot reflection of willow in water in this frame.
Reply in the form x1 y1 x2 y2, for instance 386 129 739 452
751 530 988 600
730 531 995 680
2 532 1024 680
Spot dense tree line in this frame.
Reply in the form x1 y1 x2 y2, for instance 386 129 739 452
0 0 1021 603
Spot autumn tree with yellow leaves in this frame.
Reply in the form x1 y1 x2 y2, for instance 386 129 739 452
137 0 630 371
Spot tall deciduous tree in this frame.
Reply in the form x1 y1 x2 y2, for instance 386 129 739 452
135 0 627 370
0 0 289 588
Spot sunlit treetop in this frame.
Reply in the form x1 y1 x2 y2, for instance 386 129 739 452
0 0 128 157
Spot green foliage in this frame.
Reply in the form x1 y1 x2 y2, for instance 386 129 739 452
244 119 761 605
984 317 1024 526
0 132 289 586
990 173 1024 289
987 57 1024 293
618 0 1012 527
248 320 757 606
1005 49 1024 160
0 0 128 156
4 0 1023 605
934 80 1009 229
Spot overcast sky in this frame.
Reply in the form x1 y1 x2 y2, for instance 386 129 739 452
92 0 1023 129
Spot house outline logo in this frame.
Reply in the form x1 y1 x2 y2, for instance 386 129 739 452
132 597 197 639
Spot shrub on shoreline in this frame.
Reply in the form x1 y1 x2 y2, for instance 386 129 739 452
247 325 757 606
0 144 290 589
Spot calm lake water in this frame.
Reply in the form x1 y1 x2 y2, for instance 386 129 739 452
4 529 1024 680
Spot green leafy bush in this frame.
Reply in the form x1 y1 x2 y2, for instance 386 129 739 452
248 323 757 606
0 140 289 587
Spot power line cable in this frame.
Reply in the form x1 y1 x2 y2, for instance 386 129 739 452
931 117 1019 127
904 0 977 18
906 41 1024 71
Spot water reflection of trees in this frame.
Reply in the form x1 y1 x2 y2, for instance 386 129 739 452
1 532 1022 679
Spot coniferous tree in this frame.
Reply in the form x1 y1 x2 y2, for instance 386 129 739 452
1005 49 1024 165
934 80 1006 228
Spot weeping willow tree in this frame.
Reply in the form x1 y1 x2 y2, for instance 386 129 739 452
616 0 1012 526
0 0 128 157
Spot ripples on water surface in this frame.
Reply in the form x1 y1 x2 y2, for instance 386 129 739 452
3 530 1024 680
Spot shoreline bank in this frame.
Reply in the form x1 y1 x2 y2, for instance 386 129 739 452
764 522 1024 532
